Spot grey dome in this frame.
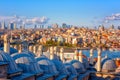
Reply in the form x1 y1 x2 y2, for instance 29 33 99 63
102 59 117 72
0 51 22 74
52 59 69 79
36 56 59 76
95 57 111 70
70 60 86 74
64 63 78 80
82 58 89 69
11 53 43 75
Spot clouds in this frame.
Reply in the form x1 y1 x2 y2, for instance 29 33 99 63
104 13 120 23
0 15 49 25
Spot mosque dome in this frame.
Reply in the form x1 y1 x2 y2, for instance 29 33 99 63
0 51 22 74
70 60 86 74
11 53 43 75
36 56 59 76
52 59 69 79
95 57 111 70
64 63 78 80
102 59 117 72
82 58 89 69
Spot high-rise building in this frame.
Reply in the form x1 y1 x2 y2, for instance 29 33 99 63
14 23 17 29
8 23 14 30
34 25 37 29
62 23 67 28
1 22 6 29
52 23 58 28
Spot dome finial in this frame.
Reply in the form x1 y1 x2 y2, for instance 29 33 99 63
60 47 64 62
50 47 54 59
79 50 83 63
97 48 102 72
4 34 10 54
74 49 79 60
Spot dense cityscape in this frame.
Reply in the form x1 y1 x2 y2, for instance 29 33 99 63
0 0 120 80
0 22 120 50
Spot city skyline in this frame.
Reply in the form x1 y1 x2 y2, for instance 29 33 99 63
0 0 120 28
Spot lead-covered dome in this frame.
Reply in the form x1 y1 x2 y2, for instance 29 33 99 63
82 58 89 69
52 59 69 80
70 60 86 74
102 59 117 72
64 63 78 80
11 53 43 75
36 56 59 76
0 51 22 74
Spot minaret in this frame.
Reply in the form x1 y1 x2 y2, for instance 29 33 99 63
60 48 64 62
37 45 43 57
4 34 10 54
79 50 83 63
90 49 94 65
74 49 79 60
50 47 54 60
97 48 102 72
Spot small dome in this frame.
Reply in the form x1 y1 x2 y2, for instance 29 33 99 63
94 57 111 70
64 63 78 80
0 51 22 74
36 56 59 76
102 59 117 72
82 58 89 69
70 60 86 74
11 53 43 74
115 66 120 73
52 59 69 75
64 63 77 75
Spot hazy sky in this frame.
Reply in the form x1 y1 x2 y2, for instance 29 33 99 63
0 0 120 27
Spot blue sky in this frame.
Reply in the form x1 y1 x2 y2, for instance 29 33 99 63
0 0 120 27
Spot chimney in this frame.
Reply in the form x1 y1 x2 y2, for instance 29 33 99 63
50 47 54 60
37 45 43 57
97 48 102 72
90 49 94 65
79 50 83 63
29 45 33 52
54 46 57 54
74 49 79 60
14 45 18 50
33 45 37 54
60 48 64 62
4 34 10 54
18 44 22 53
